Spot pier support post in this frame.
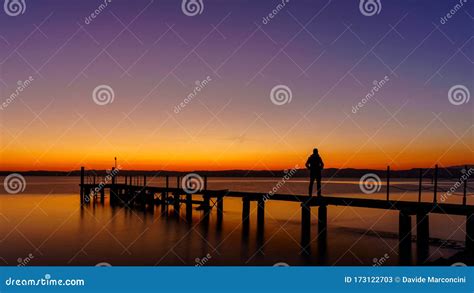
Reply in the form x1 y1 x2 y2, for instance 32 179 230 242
173 193 180 215
257 197 265 229
217 194 224 222
80 167 84 205
301 203 311 254
161 192 167 206
242 197 250 226
100 188 105 204
399 210 412 262
467 213 474 254
186 194 192 222
416 212 429 263
318 205 327 237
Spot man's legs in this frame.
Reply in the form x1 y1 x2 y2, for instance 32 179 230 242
316 174 322 197
308 175 315 197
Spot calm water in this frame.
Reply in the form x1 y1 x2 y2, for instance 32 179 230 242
0 176 471 266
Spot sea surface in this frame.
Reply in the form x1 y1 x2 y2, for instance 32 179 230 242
0 176 471 266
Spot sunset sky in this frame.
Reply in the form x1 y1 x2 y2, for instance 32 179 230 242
0 0 472 171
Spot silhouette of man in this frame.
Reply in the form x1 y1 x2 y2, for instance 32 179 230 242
306 148 324 197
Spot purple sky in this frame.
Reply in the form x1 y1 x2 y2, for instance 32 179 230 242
0 0 472 171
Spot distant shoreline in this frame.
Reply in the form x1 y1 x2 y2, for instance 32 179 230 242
0 165 472 179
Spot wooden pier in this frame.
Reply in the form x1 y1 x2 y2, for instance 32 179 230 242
79 165 473 264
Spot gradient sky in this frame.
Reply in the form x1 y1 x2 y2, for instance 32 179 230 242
0 0 472 171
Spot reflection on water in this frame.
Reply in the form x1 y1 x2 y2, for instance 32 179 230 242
0 176 471 266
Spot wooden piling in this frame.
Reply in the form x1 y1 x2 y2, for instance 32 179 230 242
257 197 265 228
433 164 438 203
318 205 327 236
418 168 422 203
463 165 468 206
386 166 390 201
217 194 224 222
242 197 250 226
100 188 105 203
301 203 311 243
399 210 412 256
186 194 192 221
80 167 85 204
466 213 474 253
110 167 116 205
416 212 429 263
143 175 147 187
173 192 180 215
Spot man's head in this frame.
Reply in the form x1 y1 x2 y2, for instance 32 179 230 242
313 148 318 155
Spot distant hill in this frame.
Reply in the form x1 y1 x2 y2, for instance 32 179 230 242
0 165 472 179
